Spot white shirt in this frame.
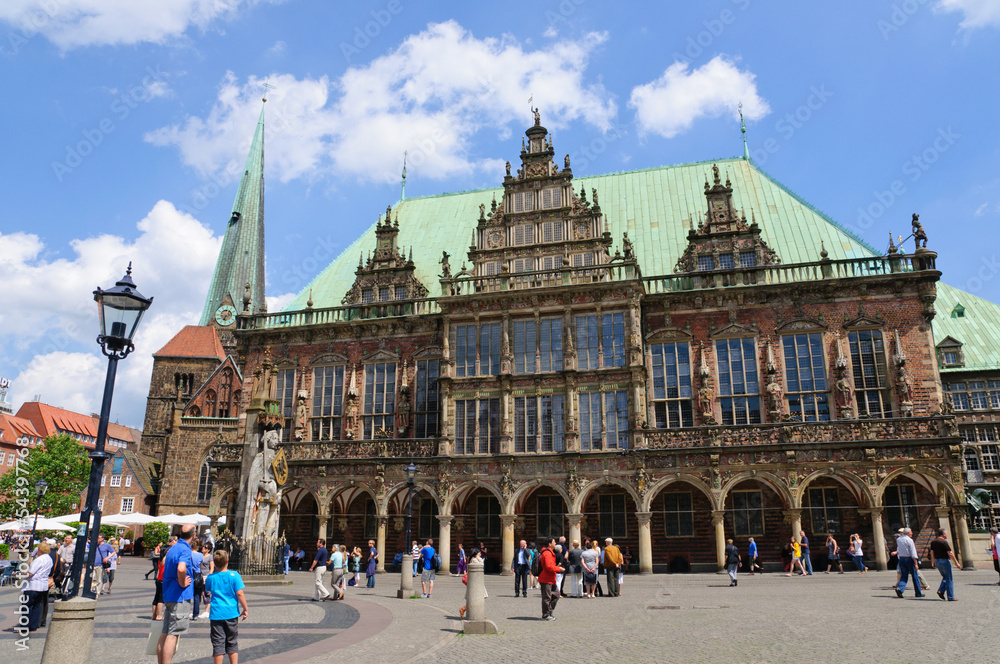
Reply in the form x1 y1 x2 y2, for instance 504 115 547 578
895 534 918 559
26 555 53 592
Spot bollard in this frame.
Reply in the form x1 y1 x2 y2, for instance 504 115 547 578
398 553 413 599
40 597 97 664
462 557 497 634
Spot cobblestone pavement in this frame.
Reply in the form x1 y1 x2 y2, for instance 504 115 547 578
4 559 1000 663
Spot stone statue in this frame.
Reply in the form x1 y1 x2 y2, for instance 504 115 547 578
396 386 412 436
698 384 714 420
635 466 649 497
835 372 853 417
294 390 308 441
344 393 358 439
244 429 281 539
505 160 511 177
766 374 783 415
440 251 451 278
591 188 600 207
479 203 486 220
896 363 913 415
532 107 540 126
623 232 634 260
911 213 927 249
564 154 570 169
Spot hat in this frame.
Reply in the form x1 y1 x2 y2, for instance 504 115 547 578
897 528 905 534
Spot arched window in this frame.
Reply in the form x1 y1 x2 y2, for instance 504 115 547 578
219 369 233 418
205 389 217 417
197 461 212 503
188 405 201 417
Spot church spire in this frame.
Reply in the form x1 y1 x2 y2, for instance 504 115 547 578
739 102 750 161
200 100 267 325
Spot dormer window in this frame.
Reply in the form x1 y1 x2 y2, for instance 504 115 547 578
513 224 534 246
540 188 563 210
362 288 374 304
719 254 734 270
740 251 757 268
697 256 714 272
512 192 534 213
952 304 965 318
541 221 563 243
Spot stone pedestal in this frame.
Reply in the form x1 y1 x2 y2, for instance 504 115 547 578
397 553 413 599
40 598 96 664
462 558 497 635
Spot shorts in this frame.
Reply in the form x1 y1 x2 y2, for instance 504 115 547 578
421 569 436 583
210 618 240 656
162 600 192 635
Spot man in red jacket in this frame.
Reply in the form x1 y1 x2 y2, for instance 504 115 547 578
538 539 564 621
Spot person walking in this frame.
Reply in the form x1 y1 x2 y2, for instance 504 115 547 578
785 537 806 576
849 534 868 573
581 540 599 598
527 542 538 590
365 539 378 588
23 541 53 632
455 543 467 577
894 527 924 598
538 538 564 620
603 538 623 597
825 534 844 573
511 539 530 597
747 537 762 574
725 538 741 586
351 547 363 586
205 549 248 664
799 531 814 575
419 539 436 598
329 543 345 600
411 541 421 577
309 538 331 601
567 540 583 597
929 528 961 601
198 542 214 618
157 524 196 664
191 543 204 618
282 540 291 576
148 542 162 580
990 527 1000 585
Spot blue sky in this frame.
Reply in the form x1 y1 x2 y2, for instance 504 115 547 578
1 0 998 428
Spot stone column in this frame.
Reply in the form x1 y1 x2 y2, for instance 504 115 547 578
376 516 387 573
462 557 498 634
869 508 888 571
500 514 516 576
567 513 584 548
711 511 726 571
438 515 453 575
785 509 802 542
636 511 653 574
317 510 329 542
935 507 953 539
40 597 97 664
955 510 975 570
397 553 413 599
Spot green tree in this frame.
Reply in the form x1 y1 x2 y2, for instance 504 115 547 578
144 521 170 547
0 434 90 520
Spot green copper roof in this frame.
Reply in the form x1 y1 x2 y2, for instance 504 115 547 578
200 103 266 325
933 283 1000 372
289 157 877 311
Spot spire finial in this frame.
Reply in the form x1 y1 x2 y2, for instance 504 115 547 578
739 102 750 160
126 261 133 276
261 81 276 103
401 150 407 201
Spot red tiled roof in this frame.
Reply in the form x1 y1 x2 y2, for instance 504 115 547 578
17 401 97 440
154 325 226 360
0 412 42 443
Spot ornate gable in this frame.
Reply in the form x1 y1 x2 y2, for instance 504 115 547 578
674 163 780 273
342 205 429 306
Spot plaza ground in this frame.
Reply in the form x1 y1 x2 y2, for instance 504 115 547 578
3 557 999 663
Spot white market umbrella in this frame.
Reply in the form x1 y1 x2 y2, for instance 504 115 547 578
217 516 227 525
0 517 75 532
158 513 211 525
51 513 85 523
103 512 157 526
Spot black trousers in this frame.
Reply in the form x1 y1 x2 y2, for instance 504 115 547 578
513 563 528 596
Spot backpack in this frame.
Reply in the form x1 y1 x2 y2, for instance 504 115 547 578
432 553 442 571
530 550 542 577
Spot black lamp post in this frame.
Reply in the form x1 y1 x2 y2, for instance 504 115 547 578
28 479 49 549
65 264 152 600
405 462 417 556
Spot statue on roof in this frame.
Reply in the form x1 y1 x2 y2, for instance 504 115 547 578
911 213 927 249
712 164 721 185
479 203 486 220
532 107 540 126
505 161 511 177
564 154 571 170
622 232 634 260
440 251 451 278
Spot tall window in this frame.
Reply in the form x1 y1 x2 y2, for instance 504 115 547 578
982 445 1000 471
602 313 626 368
576 315 600 369
197 460 212 503
476 496 501 538
540 188 563 210
662 493 693 536
479 323 501 375
964 449 981 472
363 362 396 439
598 494 627 538
205 389 217 417
311 365 344 441
512 192 534 214
970 382 989 409
112 456 124 474
110 475 121 487
414 360 440 438
121 497 134 514
514 395 564 453
807 487 840 534
731 491 763 535
364 499 377 540
536 495 564 540
989 381 1000 408
716 338 761 425
454 323 501 377
579 391 628 451
454 398 500 455
541 219 563 240
275 368 296 441
513 320 537 374
513 223 533 244
848 330 890 418
650 342 694 428
418 498 438 540
782 333 830 421
218 369 234 418
884 485 919 532
538 318 563 372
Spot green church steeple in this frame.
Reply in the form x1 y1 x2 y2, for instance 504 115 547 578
200 100 266 326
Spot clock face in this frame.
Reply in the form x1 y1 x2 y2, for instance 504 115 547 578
215 304 238 326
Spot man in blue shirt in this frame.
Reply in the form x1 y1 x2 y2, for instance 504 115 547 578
747 537 762 574
157 524 195 664
95 535 116 595
510 539 530 597
419 539 436 598
309 538 331 601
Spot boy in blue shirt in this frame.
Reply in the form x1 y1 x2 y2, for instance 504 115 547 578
205 550 248 664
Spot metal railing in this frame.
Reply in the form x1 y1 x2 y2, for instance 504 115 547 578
239 298 441 330
215 533 286 576
440 260 642 297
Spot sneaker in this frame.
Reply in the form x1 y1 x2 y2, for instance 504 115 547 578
198 612 209 619
895 588 903 598
937 590 945 600
544 616 555 621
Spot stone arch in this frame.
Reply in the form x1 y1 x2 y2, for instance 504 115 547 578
507 479 571 516
572 477 641 515
381 480 442 515
720 471 793 509
642 474 715 512
875 467 962 506
328 484 377 515
795 468 875 509
446 480 504 516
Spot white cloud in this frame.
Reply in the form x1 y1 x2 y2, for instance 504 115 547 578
0 201 222 426
974 202 989 216
0 0 274 50
935 0 1000 29
146 21 617 184
628 56 770 139
266 292 296 313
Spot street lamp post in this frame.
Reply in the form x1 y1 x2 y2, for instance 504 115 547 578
397 462 418 599
28 479 49 549
405 462 417 555
65 264 152 601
